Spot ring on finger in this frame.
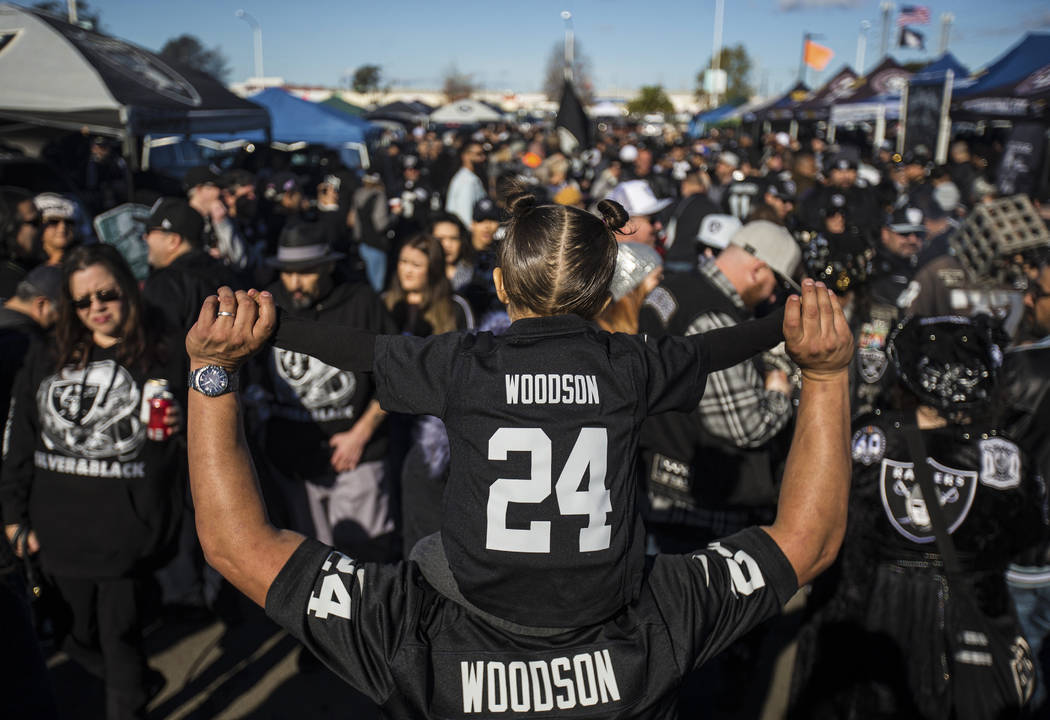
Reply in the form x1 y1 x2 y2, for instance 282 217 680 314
217 311 235 318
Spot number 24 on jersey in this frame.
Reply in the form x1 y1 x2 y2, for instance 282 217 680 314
486 427 612 554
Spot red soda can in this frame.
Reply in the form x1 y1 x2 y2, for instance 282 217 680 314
147 395 174 441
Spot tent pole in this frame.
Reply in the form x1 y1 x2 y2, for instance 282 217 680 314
897 83 909 155
934 69 953 165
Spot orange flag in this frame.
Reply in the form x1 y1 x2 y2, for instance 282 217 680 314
804 39 834 71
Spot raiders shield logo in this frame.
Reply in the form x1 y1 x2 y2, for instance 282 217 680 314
273 349 356 411
978 437 1021 489
852 425 886 466
1012 635 1037 705
879 458 978 543
858 347 888 383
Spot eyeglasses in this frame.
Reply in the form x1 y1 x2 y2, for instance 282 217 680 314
44 218 73 227
72 288 121 310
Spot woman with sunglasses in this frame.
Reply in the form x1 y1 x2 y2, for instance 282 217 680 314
32 192 79 267
1 244 184 719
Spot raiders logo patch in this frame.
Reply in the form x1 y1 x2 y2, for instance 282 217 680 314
978 437 1021 489
858 347 888 383
879 457 977 543
273 349 357 411
643 286 677 327
851 425 886 466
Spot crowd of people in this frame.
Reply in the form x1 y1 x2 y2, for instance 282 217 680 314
0 116 1049 720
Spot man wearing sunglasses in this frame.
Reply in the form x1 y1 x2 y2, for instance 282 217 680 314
32 192 78 267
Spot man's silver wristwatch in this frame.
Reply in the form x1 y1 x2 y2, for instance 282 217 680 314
188 365 239 397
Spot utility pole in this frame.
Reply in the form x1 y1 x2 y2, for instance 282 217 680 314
236 10 264 80
939 13 954 55
710 0 725 107
66 0 77 24
798 32 811 85
856 20 870 73
561 11 574 83
879 1 894 59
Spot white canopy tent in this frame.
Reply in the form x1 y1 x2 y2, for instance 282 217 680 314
429 99 505 124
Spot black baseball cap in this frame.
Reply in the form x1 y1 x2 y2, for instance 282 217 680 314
146 198 204 243
472 197 501 223
264 172 302 200
220 168 256 190
886 206 926 235
183 165 221 192
764 176 798 203
18 265 62 302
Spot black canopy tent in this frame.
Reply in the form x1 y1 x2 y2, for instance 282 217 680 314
0 3 270 169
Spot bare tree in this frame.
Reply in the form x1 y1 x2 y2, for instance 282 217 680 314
542 41 595 104
442 65 478 102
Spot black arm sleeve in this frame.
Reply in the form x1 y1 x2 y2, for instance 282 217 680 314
270 309 377 372
699 306 785 372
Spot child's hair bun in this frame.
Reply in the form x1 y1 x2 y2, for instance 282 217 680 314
505 186 538 218
596 199 629 232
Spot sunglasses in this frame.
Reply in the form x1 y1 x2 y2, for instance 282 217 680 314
44 218 73 227
72 288 122 310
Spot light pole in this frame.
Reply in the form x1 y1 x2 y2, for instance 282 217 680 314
710 0 725 108
236 9 264 80
879 1 894 59
856 20 870 73
561 10 574 83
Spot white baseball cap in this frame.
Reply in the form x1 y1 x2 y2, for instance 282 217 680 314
607 180 672 217
729 220 802 290
698 214 742 250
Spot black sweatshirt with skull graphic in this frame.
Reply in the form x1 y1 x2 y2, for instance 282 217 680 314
0 341 185 578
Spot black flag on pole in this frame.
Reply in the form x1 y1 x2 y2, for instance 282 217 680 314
555 80 591 155
898 26 925 50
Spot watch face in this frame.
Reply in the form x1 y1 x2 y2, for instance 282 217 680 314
198 366 229 396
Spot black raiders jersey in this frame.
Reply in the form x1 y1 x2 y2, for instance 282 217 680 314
265 527 797 719
373 314 715 627
849 413 1045 560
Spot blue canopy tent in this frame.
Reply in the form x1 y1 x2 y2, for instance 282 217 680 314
744 82 810 123
687 101 744 137
248 88 377 166
953 33 1050 120
910 52 972 88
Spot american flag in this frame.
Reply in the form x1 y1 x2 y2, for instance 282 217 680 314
897 5 931 26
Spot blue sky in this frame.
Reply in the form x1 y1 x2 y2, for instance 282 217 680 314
46 0 1050 97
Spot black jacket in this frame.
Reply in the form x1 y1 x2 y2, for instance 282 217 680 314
143 249 239 336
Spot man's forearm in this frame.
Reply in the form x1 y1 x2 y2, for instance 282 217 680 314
764 371 850 586
188 388 303 607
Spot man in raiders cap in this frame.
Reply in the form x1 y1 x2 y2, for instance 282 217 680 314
142 198 238 335
247 222 399 565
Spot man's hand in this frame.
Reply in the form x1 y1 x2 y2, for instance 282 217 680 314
5 524 39 557
784 279 853 381
187 287 277 370
329 425 370 473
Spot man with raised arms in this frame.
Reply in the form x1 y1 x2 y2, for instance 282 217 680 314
184 279 852 719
